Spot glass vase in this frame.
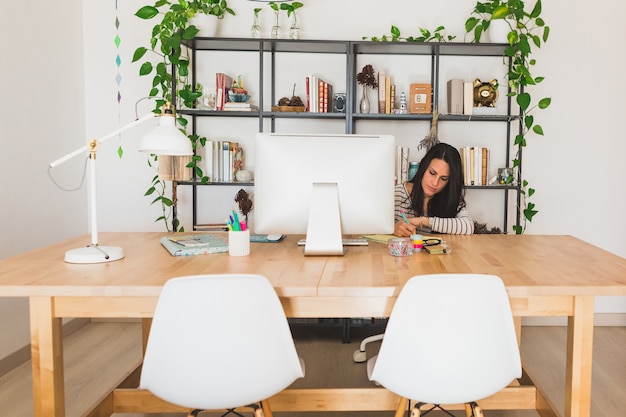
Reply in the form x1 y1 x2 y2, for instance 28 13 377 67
250 14 261 38
289 13 300 40
271 10 281 39
359 85 370 114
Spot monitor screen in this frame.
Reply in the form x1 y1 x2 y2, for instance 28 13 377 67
254 133 396 255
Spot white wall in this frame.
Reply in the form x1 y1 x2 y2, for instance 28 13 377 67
1 0 624 361
0 1 86 359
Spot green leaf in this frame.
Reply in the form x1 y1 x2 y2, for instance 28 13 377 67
517 92 531 111
144 187 156 196
136 6 159 20
513 225 523 234
139 61 153 76
183 25 199 40
132 47 147 63
524 114 534 130
492 5 510 19
390 25 401 38
532 125 544 135
538 97 551 109
528 188 536 197
117 146 123 159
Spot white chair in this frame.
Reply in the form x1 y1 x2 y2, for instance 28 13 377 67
367 273 521 417
140 274 305 417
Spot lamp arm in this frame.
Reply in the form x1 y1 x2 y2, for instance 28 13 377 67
49 112 156 168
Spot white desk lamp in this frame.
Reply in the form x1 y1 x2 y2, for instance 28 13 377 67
49 103 193 264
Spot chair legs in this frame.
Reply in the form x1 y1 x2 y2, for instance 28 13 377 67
186 402 273 417
464 402 485 417
394 400 484 417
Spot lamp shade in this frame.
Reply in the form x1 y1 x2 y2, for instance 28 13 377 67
139 113 193 156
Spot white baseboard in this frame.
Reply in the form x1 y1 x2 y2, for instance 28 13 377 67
522 313 626 326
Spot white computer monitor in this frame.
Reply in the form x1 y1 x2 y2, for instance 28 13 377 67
254 133 395 256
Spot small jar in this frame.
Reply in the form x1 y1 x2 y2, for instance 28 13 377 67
408 162 419 181
410 234 423 253
388 237 413 257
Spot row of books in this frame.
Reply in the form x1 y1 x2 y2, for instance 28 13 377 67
377 71 432 114
205 141 244 183
459 146 490 186
447 79 478 116
306 75 333 113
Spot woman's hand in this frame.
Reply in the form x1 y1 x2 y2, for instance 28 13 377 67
394 219 416 237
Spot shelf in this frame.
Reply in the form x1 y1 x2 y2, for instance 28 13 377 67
174 37 521 232
176 180 253 187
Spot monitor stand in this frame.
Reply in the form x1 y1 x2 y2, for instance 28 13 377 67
304 183 346 256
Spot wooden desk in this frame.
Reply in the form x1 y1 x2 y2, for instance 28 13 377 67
1 233 625 417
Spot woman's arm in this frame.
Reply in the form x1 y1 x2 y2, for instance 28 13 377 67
426 207 474 235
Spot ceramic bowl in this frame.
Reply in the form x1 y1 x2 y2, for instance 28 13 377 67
228 93 250 102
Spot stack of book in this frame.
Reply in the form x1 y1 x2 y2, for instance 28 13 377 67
205 141 245 183
306 75 333 113
459 146 490 186
223 102 258 112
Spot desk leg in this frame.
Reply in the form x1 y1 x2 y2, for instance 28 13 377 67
565 296 594 417
30 296 65 417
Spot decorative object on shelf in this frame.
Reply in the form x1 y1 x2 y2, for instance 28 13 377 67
235 170 253 182
281 1 304 40
408 162 419 181
362 25 456 42
47 103 193 264
268 1 282 38
356 64 378 114
473 78 499 107
394 91 409 114
274 83 305 111
250 7 262 38
465 0 551 233
234 188 254 223
417 111 440 152
229 75 250 102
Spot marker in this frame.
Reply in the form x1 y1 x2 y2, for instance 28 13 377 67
399 209 410 224
225 218 233 231
231 210 241 231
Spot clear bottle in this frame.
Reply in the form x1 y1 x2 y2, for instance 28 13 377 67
250 8 261 39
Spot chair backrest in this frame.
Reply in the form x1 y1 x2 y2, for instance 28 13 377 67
140 274 304 410
369 273 521 405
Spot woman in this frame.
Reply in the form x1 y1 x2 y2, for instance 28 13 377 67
394 143 474 236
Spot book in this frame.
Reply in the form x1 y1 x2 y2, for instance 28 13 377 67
160 234 228 256
223 105 259 112
409 83 432 114
424 243 452 255
463 81 474 115
447 79 464 114
385 75 391 114
378 70 386 113
224 102 258 108
216 72 233 111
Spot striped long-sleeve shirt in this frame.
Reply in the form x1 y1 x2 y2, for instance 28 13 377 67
394 184 474 235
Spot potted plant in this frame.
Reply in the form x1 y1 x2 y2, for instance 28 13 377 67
132 0 235 231
281 2 304 40
466 0 551 234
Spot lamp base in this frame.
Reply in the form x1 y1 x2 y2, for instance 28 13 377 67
64 245 125 264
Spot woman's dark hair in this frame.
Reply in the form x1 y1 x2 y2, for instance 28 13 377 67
409 142 466 217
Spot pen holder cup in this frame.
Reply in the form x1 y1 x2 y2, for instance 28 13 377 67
229 230 250 256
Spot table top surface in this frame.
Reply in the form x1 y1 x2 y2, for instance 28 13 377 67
1 232 625 298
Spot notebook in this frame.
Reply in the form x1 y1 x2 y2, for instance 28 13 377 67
160 234 228 256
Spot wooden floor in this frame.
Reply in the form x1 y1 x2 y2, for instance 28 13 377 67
0 322 623 417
